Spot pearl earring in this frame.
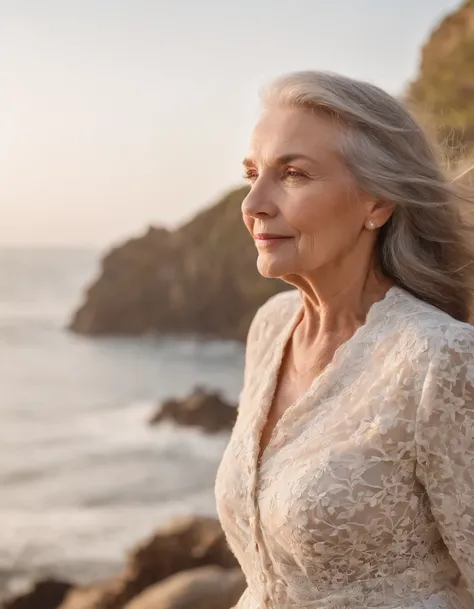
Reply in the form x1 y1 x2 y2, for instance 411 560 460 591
366 220 376 230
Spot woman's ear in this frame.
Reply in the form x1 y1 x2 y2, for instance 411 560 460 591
366 199 395 229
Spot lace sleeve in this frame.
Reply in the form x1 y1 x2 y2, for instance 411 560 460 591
415 324 474 598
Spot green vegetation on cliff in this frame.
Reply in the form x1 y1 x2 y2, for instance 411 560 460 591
407 0 474 151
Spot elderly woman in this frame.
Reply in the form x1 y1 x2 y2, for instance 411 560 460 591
214 71 474 609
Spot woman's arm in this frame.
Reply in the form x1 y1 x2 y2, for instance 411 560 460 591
415 324 474 600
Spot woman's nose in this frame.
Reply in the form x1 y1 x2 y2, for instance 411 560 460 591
241 189 277 218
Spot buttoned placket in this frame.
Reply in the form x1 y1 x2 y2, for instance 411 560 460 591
247 313 301 608
250 456 272 607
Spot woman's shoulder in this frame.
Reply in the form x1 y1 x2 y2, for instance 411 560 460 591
246 289 300 346
254 288 301 322
393 286 474 358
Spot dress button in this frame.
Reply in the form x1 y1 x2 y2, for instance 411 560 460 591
259 573 266 583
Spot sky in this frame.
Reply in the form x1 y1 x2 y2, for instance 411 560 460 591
0 0 463 248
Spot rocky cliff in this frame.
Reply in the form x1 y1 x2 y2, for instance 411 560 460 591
407 0 474 152
69 187 289 342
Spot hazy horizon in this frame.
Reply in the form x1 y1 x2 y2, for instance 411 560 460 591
1 0 462 248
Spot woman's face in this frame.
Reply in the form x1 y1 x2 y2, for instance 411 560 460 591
241 107 374 281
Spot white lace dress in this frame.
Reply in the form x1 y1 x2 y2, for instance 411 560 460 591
214 286 474 609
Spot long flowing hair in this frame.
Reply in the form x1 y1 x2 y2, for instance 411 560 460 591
262 71 474 322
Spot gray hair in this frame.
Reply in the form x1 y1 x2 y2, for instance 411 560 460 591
261 71 474 322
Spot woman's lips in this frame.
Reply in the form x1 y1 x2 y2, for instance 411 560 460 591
254 233 293 247
254 233 292 240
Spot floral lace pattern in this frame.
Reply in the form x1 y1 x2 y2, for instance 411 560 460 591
214 287 474 609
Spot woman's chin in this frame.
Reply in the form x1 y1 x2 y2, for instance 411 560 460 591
256 256 292 279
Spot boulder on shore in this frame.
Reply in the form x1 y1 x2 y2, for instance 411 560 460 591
149 387 237 433
2 578 73 609
124 566 245 609
57 515 239 609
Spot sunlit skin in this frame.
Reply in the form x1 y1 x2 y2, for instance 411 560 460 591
241 107 395 453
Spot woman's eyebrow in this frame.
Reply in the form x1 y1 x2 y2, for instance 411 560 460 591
242 153 316 167
274 153 315 165
242 157 255 168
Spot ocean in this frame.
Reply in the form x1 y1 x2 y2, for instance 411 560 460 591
0 248 244 594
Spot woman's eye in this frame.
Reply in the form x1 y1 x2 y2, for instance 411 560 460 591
285 168 305 179
243 170 258 182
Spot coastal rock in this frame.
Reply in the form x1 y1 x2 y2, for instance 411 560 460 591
58 515 239 609
69 187 289 342
3 578 73 609
124 566 245 609
149 387 237 433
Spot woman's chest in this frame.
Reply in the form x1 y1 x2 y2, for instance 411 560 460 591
258 365 316 462
216 355 424 516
